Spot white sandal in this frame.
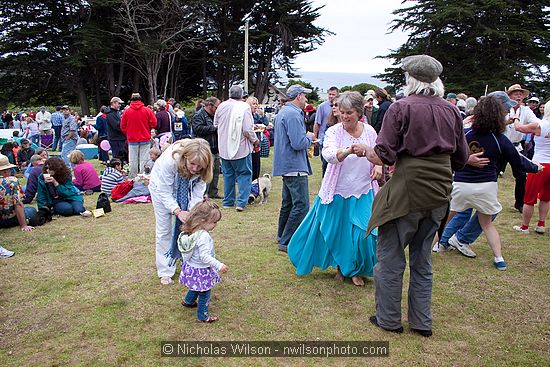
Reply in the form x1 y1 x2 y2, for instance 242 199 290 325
160 277 173 285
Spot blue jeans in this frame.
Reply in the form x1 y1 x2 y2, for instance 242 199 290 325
74 184 101 192
29 134 40 145
184 289 211 321
277 175 309 248
221 155 252 208
440 208 497 245
53 200 86 216
52 125 63 151
61 138 77 167
0 206 37 228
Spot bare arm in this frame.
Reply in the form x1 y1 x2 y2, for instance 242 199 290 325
515 121 541 135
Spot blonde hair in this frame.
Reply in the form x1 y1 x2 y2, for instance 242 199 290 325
69 150 85 164
171 138 213 183
246 96 259 107
181 199 222 234
149 147 161 159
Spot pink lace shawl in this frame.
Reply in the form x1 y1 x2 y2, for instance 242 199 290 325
318 123 379 204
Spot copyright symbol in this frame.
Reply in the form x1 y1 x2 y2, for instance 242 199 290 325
162 343 174 355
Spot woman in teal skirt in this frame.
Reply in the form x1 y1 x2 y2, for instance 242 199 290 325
288 91 382 286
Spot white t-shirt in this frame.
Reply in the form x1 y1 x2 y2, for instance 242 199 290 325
533 119 550 163
505 105 541 143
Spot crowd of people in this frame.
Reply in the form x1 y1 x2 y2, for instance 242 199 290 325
1 55 549 334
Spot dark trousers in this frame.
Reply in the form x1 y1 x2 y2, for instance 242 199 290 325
109 140 127 161
207 153 221 198
251 151 261 181
374 205 447 331
497 157 526 208
52 125 63 151
277 175 309 249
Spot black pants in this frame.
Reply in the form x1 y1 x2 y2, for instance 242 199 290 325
251 151 260 181
497 157 526 208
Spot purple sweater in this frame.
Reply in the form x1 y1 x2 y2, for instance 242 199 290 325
73 162 101 190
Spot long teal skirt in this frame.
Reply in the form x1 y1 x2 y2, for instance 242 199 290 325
288 192 377 277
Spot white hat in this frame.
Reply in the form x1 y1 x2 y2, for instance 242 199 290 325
527 96 540 103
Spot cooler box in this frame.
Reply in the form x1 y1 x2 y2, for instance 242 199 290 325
76 144 98 160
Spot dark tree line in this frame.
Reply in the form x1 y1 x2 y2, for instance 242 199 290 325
0 0 329 113
376 0 550 99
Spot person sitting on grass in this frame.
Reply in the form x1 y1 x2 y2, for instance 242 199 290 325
17 139 35 169
144 147 161 174
1 142 17 175
69 150 101 194
0 154 36 231
37 157 92 217
100 158 126 196
24 148 48 178
22 155 46 204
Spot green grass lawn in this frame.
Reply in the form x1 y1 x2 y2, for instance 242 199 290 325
1 151 549 366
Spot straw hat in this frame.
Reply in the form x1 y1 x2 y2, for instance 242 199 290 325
507 84 529 98
0 154 16 171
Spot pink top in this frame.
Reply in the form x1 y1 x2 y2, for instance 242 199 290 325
319 122 379 204
73 162 101 190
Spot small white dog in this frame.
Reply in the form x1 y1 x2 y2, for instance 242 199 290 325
248 174 272 204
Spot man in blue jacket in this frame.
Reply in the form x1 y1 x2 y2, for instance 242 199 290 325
273 84 315 252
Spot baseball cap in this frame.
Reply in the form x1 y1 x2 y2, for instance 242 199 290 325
488 91 517 110
110 97 123 104
447 92 457 99
286 84 312 99
527 96 540 103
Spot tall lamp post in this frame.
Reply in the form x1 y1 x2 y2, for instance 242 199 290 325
244 20 249 93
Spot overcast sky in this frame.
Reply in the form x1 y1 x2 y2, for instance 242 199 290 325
293 0 410 74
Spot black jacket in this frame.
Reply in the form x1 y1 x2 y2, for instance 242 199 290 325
105 106 125 141
373 99 392 134
192 107 218 154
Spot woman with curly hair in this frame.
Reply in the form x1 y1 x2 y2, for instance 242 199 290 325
442 95 542 271
36 157 92 217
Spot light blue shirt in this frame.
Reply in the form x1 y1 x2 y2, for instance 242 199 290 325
272 103 312 177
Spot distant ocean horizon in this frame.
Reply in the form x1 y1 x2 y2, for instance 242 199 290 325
277 70 385 92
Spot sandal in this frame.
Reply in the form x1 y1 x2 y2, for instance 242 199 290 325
181 301 198 308
160 277 173 285
198 314 219 323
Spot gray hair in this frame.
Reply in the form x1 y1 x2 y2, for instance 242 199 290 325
404 73 445 97
204 96 219 106
156 99 167 107
229 85 244 99
336 91 364 116
465 97 478 115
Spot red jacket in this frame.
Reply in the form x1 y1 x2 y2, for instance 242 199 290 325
120 101 157 143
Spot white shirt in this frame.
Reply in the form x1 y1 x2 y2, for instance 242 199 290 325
533 119 550 163
149 142 206 214
36 111 52 131
505 105 541 143
186 231 224 271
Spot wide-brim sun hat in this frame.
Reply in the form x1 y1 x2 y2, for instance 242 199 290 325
0 154 16 171
506 84 529 99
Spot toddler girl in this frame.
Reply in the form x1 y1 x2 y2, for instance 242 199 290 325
178 199 228 323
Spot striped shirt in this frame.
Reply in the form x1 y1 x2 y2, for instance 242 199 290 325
101 167 125 196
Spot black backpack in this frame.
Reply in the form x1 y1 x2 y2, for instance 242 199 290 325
96 192 112 213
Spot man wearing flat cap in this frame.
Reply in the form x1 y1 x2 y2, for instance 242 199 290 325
351 54 469 337
502 84 542 212
273 84 315 252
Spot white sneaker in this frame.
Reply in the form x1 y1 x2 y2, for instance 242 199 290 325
80 210 92 217
448 234 476 258
0 246 15 258
432 242 454 253
512 225 529 234
534 226 545 234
